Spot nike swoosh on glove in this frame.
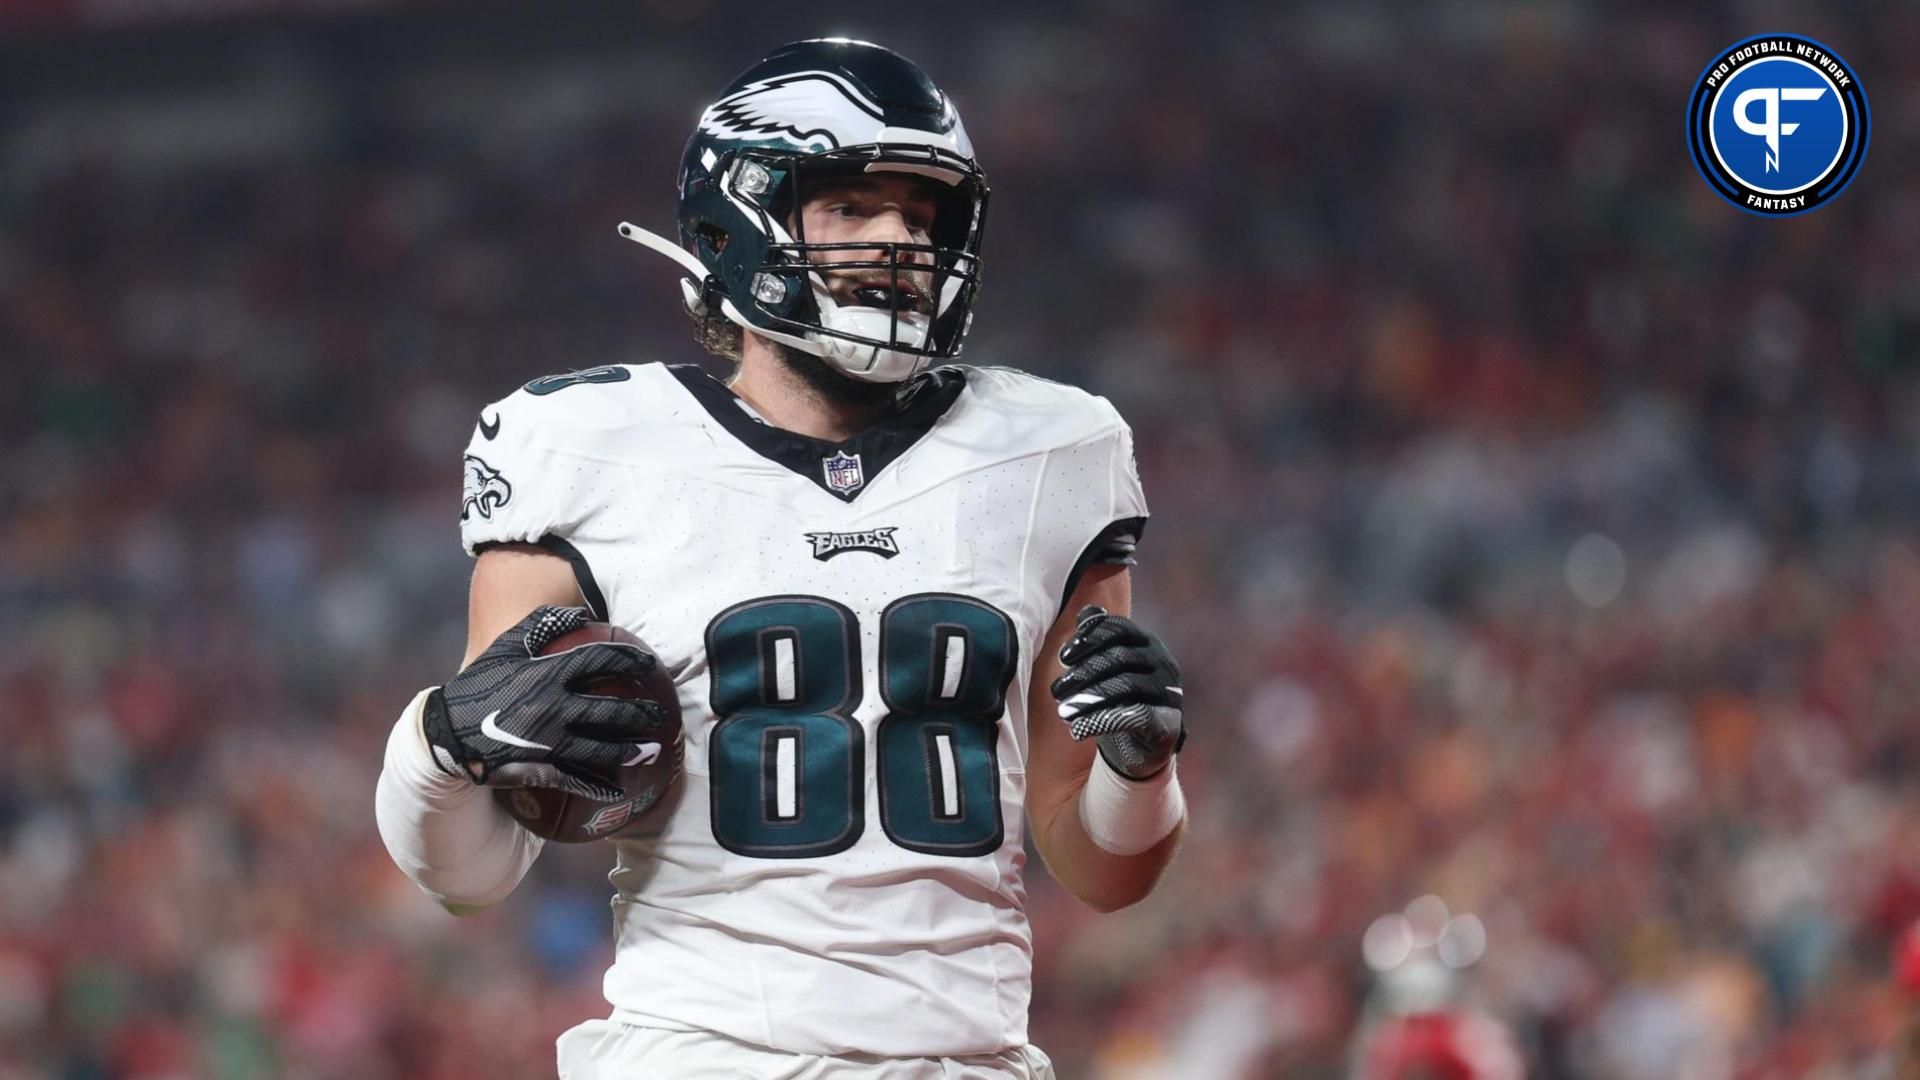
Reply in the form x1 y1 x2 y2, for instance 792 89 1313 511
422 606 671 801
1050 606 1185 780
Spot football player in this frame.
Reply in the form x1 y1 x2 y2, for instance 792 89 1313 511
375 38 1188 1078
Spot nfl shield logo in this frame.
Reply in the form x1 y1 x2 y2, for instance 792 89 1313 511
823 451 865 496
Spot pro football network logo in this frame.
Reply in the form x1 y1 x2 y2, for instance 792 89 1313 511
1687 34 1869 216
822 450 866 497
461 455 512 522
805 527 901 560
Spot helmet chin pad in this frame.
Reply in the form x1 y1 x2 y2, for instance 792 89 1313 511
814 336 935 383
709 285 934 384
806 276 934 382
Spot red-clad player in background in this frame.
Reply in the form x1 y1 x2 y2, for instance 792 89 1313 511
1350 898 1524 1080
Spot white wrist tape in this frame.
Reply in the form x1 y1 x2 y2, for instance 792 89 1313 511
1079 753 1185 856
374 688 543 911
381 689 469 795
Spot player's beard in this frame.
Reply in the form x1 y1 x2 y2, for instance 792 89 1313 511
772 341 907 413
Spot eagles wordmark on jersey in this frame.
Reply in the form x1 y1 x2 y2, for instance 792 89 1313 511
458 361 1146 1055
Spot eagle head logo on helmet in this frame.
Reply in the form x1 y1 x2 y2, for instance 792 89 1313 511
617 39 988 385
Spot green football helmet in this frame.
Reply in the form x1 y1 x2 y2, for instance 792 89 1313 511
620 39 988 383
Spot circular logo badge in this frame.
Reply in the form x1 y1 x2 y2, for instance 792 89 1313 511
1687 34 1869 215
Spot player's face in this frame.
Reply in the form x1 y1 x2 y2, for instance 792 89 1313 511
795 174 939 318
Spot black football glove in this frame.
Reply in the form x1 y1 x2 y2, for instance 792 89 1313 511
421 606 669 801
1050 606 1185 780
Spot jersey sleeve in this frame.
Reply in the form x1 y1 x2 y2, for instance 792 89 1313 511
456 379 632 620
1033 396 1151 617
1077 421 1148 567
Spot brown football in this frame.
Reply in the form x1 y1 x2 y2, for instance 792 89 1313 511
492 621 683 843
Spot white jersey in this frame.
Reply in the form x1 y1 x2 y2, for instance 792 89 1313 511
458 361 1147 1057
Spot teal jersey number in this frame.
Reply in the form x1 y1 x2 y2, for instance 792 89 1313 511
877 595 1018 856
522 365 631 396
704 594 1018 859
705 596 865 858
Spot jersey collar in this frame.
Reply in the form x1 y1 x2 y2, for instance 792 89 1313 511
666 364 967 502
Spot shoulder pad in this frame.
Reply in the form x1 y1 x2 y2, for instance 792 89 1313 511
481 364 663 445
960 365 1126 445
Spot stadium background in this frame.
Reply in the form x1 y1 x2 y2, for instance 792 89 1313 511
5 0 1919 1076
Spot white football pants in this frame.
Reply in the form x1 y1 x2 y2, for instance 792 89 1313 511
556 1019 1057 1080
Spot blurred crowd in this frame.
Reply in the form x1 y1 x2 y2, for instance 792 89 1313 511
6 1 1920 1076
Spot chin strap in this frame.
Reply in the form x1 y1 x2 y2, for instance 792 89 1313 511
617 221 708 279
617 221 724 320
617 220 761 332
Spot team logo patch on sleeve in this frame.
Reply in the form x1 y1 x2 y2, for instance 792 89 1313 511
822 451 866 496
461 455 513 522
806 528 901 560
